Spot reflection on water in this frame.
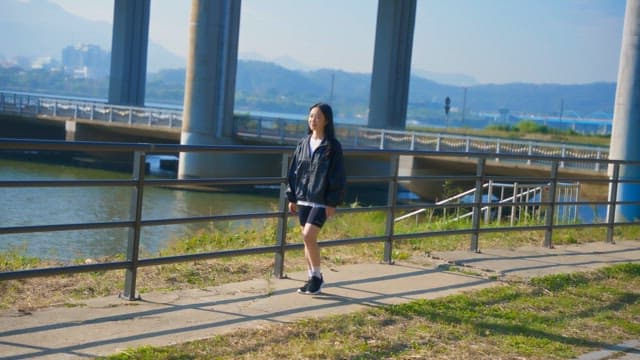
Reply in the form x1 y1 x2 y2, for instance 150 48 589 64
0 158 277 262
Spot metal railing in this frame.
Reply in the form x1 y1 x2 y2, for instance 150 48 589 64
396 181 580 225
1 91 608 172
235 117 608 172
0 91 183 129
0 138 637 301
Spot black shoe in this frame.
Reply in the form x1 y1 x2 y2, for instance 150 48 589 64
297 278 311 294
305 275 324 295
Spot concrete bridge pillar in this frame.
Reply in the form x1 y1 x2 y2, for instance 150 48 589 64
609 0 640 221
367 0 416 130
65 120 76 141
108 0 150 106
178 0 243 179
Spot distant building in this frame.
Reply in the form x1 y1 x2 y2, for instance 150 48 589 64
62 44 110 79
31 56 59 71
0 56 32 69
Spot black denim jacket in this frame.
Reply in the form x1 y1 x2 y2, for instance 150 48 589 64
286 135 346 207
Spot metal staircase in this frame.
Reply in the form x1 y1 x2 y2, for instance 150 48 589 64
396 180 580 225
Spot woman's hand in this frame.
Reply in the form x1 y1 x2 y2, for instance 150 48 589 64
288 202 297 214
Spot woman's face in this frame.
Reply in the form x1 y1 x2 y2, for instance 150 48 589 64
308 106 327 134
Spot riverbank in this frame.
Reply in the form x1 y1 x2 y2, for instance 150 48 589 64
2 241 638 360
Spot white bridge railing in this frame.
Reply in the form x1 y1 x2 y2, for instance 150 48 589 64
1 91 608 172
234 117 609 173
0 91 183 129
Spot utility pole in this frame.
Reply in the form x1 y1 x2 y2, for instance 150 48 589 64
444 96 451 129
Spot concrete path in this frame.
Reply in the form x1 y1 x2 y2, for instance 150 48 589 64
1 240 639 360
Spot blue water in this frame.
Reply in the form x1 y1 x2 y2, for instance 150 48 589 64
0 157 277 262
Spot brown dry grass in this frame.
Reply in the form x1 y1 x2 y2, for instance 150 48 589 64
2 208 636 311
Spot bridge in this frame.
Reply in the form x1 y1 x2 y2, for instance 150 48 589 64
0 91 608 172
9 0 635 220
0 91 610 201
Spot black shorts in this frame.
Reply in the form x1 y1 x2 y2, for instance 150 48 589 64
297 205 327 228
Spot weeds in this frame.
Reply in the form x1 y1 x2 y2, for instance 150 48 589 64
1 210 639 311
102 264 640 360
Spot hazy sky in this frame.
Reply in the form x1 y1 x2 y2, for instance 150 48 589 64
49 0 626 85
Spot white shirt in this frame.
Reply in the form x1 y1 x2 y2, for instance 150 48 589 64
309 136 323 156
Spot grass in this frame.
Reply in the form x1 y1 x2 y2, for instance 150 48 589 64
407 122 611 148
0 209 383 310
1 202 639 359
98 263 640 360
0 207 637 310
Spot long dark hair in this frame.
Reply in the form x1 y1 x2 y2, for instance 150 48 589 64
307 102 336 140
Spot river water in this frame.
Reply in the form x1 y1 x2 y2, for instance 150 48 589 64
1 155 608 262
0 157 278 262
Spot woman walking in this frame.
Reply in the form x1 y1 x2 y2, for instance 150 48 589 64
286 102 346 295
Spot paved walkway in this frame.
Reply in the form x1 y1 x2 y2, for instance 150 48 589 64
1 240 639 360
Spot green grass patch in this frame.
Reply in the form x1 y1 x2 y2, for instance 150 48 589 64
101 263 640 360
0 245 40 271
1 210 639 310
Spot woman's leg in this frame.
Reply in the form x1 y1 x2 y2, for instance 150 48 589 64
296 206 326 294
301 223 324 294
302 226 312 272
302 223 322 270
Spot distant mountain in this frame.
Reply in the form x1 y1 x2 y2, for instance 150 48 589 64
464 82 615 117
0 0 184 72
2 0 616 118
408 78 615 116
146 60 616 117
413 69 477 87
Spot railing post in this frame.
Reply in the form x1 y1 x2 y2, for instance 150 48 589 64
465 137 470 153
274 153 290 278
128 108 133 125
560 146 566 168
90 105 95 120
484 180 493 223
527 142 533 165
470 157 485 252
383 154 399 264
595 151 602 172
122 151 146 300
510 182 518 226
380 130 386 150
410 132 416 150
606 163 620 244
436 134 441 151
544 161 559 248
53 101 57 117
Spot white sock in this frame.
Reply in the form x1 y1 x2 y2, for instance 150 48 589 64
307 269 313 278
311 268 322 278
